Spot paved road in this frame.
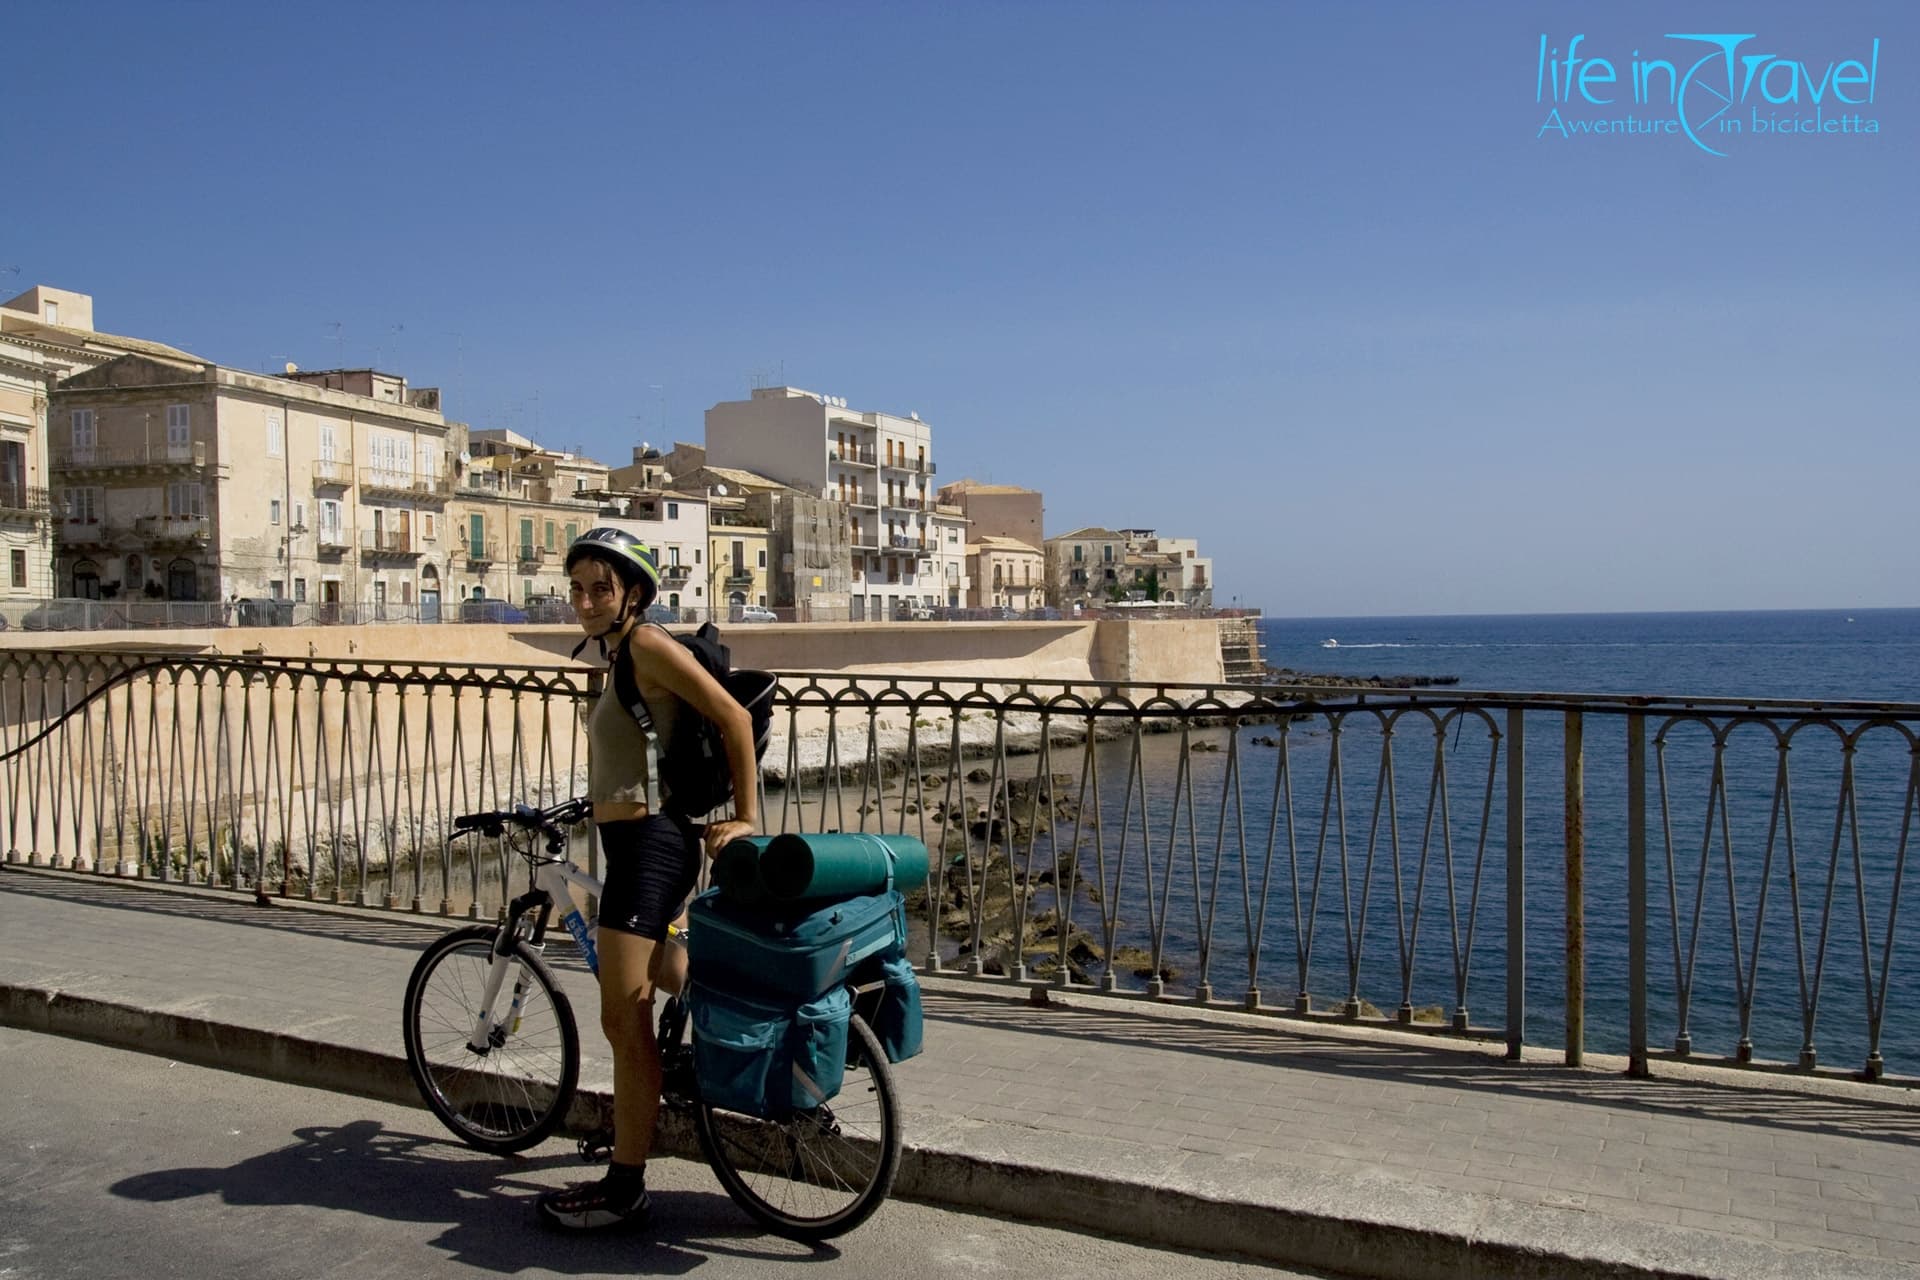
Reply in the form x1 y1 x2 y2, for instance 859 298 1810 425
0 1028 1315 1280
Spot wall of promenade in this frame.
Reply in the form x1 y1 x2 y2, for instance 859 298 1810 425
0 617 1229 686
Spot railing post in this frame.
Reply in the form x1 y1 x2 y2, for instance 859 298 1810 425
1506 706 1526 1060
1564 709 1584 1068
1627 712 1649 1077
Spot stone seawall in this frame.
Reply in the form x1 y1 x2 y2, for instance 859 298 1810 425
1 617 1231 687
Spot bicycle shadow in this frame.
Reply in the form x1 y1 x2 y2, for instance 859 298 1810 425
110 1118 840 1273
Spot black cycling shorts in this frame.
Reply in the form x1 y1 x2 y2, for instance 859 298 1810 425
596 814 701 941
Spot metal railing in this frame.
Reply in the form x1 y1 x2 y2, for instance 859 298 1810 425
1 656 1913 1082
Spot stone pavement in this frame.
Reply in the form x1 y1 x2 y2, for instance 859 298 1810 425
3 865 1917 1280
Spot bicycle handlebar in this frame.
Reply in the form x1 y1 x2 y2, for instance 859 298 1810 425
451 796 593 841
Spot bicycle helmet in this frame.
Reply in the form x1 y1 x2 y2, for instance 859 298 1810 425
565 526 661 609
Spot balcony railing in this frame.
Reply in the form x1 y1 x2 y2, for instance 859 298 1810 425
466 541 499 565
359 468 452 500
312 457 355 488
0 483 53 516
360 530 416 556
659 563 692 583
315 529 350 553
834 447 877 465
136 513 212 544
516 545 547 564
724 571 754 588
51 442 209 471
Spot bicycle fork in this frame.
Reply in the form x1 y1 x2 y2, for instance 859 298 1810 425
465 888 555 1055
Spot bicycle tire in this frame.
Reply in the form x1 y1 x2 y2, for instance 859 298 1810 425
402 924 580 1154
693 1011 902 1240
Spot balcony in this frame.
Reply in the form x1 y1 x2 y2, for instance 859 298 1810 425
0 484 52 519
914 458 936 475
466 541 499 566
883 495 922 512
833 446 877 466
312 456 355 489
57 518 118 550
723 571 754 588
136 513 212 546
359 467 452 502
316 529 351 555
659 562 692 585
361 530 418 558
51 441 211 475
516 545 546 565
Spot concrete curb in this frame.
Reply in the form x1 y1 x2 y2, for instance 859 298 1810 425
3 980 1908 1280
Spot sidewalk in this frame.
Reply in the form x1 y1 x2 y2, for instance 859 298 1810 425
3 865 1917 1280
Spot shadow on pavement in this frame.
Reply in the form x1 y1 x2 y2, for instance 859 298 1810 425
111 1119 836 1274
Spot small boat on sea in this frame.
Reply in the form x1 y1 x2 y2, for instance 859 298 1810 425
1321 638 1339 648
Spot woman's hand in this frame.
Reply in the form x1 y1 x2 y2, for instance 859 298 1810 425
703 818 756 860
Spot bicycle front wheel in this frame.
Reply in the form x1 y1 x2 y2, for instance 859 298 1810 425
402 924 580 1154
694 1012 902 1240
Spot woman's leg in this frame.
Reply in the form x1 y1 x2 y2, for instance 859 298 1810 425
598 926 663 1168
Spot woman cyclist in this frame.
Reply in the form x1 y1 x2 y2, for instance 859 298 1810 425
537 527 759 1231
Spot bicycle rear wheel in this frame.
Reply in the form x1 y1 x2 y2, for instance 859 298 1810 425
693 1012 901 1240
402 924 580 1154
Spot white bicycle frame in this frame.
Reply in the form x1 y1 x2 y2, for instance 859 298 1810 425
463 853 604 1055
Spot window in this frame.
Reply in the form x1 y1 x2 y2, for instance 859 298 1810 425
44 301 58 324
694 548 702 564
731 540 745 570
667 501 679 519
294 578 307 602
320 499 342 535
269 580 285 599
68 487 99 523
544 520 556 552
1103 545 1114 563
167 405 192 458
757 549 767 568
468 514 484 548
70 409 95 459
9 549 23 588
270 499 282 525
564 522 577 545
1073 545 1083 563
266 413 284 458
519 518 534 556
422 512 435 540
522 578 534 601
318 423 337 461
166 482 205 517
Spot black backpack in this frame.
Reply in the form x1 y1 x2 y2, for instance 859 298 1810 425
612 622 778 818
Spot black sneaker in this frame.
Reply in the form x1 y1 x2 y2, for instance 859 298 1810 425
537 1170 652 1232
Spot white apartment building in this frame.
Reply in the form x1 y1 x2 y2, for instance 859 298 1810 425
706 385 969 618
595 489 712 618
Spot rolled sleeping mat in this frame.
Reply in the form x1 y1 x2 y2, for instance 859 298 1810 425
757 831 931 903
711 835 775 906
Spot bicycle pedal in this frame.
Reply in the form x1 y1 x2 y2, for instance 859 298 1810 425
577 1127 615 1164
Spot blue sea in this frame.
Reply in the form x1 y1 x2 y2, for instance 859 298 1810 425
1257 608 1920 704
1073 609 1920 1076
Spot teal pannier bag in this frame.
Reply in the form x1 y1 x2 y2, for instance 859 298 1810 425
861 954 923 1065
688 888 907 1002
691 981 851 1118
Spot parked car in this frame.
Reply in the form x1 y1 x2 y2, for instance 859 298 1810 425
20 598 123 632
893 602 933 621
523 596 574 623
644 603 681 624
458 598 528 624
232 597 295 627
733 605 778 623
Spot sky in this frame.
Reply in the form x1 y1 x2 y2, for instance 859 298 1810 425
9 1 1915 618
